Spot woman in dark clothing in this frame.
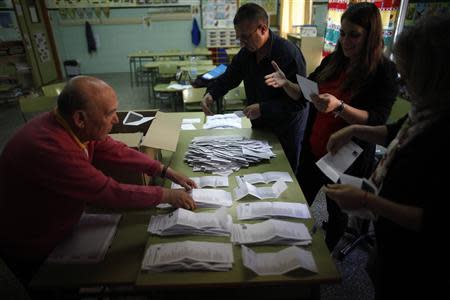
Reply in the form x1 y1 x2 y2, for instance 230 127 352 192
265 2 398 250
325 13 450 299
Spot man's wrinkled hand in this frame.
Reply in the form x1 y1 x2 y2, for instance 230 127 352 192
161 189 197 210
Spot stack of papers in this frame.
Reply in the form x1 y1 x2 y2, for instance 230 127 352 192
203 114 242 129
242 245 318 275
47 213 121 264
168 83 192 90
238 171 293 184
231 219 312 245
141 241 234 272
148 207 232 236
171 176 229 189
184 135 275 175
192 189 233 208
233 180 287 201
316 141 363 183
236 202 311 220
156 188 233 209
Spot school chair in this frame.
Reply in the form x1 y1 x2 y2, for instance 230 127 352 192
182 87 207 112
40 82 66 97
19 94 56 122
223 84 246 113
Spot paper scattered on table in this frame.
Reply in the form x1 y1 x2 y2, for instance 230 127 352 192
46 213 121 264
171 176 229 189
242 245 317 275
148 207 231 236
238 171 293 184
316 141 363 183
233 180 287 201
141 241 234 272
236 202 311 220
337 173 377 220
296 74 318 102
231 219 312 245
203 114 242 129
123 111 155 126
185 135 275 174
156 188 233 209
168 83 192 90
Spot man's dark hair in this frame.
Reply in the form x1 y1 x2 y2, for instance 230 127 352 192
233 3 268 26
57 77 89 116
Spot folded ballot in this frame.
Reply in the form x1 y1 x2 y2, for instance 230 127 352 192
157 188 233 209
233 180 287 201
171 176 229 189
141 241 234 272
231 219 312 246
236 202 311 220
238 171 293 184
242 245 318 276
148 207 232 236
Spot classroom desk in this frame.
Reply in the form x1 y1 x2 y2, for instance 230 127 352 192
128 50 212 86
135 128 340 297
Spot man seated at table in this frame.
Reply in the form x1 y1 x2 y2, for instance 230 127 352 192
0 75 197 285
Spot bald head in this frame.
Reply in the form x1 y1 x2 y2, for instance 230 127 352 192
57 75 119 142
57 76 114 117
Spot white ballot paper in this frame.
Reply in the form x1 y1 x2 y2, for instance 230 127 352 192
182 118 201 124
171 176 229 189
296 74 318 102
181 123 196 130
237 202 311 220
141 241 234 272
47 213 121 264
242 245 318 275
192 188 233 208
123 111 155 126
231 219 312 245
157 188 233 209
234 180 287 201
337 173 378 220
203 114 242 129
316 141 363 183
148 207 232 236
238 171 293 184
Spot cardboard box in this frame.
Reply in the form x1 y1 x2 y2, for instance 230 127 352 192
95 110 182 186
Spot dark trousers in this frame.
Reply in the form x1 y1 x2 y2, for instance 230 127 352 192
275 105 309 175
297 148 348 251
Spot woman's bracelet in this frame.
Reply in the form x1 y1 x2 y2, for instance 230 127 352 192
161 164 169 178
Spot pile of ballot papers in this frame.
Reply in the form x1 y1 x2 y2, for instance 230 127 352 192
241 245 317 276
148 207 232 236
237 171 293 184
141 241 234 272
231 219 312 245
236 202 311 220
171 175 229 189
184 135 275 175
156 188 233 209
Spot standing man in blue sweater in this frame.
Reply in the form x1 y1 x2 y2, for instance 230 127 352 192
202 3 309 173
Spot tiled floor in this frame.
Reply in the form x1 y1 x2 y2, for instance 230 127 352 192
0 72 375 299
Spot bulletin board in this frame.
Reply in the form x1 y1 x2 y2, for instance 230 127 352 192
201 0 237 29
239 0 278 16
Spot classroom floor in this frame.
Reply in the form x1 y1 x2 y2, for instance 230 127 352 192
0 72 374 300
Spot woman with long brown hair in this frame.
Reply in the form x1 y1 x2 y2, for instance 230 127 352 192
265 2 398 251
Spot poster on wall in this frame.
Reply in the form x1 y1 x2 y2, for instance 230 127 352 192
201 0 237 29
239 0 277 15
33 32 50 63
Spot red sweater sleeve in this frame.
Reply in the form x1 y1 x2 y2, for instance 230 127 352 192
34 140 163 209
